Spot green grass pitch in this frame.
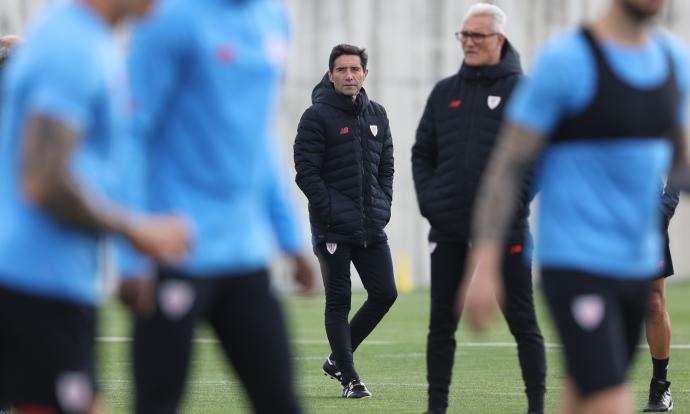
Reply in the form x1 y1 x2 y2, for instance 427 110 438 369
97 281 690 413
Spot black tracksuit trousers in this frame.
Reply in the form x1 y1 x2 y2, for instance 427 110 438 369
314 241 398 385
426 241 546 414
133 269 301 414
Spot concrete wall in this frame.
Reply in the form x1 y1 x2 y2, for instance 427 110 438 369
2 0 690 289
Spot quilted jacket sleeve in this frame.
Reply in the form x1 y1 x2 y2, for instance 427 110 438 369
378 110 394 203
411 91 438 218
294 106 330 225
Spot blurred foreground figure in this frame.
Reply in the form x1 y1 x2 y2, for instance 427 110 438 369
121 0 315 412
0 32 20 414
0 0 188 413
459 0 689 413
412 4 545 413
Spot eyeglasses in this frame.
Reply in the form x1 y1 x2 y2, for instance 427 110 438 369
454 31 500 43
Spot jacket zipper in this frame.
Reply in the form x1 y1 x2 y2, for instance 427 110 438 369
357 114 367 248
465 80 478 167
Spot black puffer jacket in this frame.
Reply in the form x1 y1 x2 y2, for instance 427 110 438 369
412 41 532 243
295 74 394 246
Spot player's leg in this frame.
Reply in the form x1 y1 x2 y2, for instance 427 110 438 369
425 242 467 414
643 240 673 412
501 242 546 414
560 378 632 414
646 278 670 365
209 270 301 414
133 270 204 414
577 385 632 414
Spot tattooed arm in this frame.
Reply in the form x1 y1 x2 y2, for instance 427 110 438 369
22 115 135 234
21 114 189 263
456 123 546 331
471 124 546 245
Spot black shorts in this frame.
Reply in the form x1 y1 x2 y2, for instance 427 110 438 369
0 286 97 414
542 269 651 396
658 232 674 279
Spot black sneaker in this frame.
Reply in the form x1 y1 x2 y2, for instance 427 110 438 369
644 378 673 412
342 379 372 398
322 357 342 382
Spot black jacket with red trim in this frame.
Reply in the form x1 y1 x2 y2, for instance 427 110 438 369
412 41 533 243
294 74 394 246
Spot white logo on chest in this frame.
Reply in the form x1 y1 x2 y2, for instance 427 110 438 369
487 95 501 110
370 125 378 136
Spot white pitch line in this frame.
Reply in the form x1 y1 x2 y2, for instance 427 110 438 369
95 337 690 350
95 337 393 345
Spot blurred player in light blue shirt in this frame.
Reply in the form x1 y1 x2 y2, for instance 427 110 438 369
0 1 188 412
121 0 314 412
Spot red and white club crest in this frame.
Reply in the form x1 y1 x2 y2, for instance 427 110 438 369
56 372 92 413
487 95 501 110
571 294 605 331
159 280 196 320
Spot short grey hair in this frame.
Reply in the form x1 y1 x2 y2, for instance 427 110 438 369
463 3 507 35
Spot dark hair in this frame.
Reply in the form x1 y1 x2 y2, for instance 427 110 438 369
328 44 368 72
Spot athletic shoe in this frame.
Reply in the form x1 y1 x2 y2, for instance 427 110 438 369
342 379 372 398
643 378 673 412
322 357 342 382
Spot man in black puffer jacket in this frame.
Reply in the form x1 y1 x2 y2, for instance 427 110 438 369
294 44 396 400
412 4 545 414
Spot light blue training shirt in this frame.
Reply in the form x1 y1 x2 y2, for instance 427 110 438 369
507 30 689 278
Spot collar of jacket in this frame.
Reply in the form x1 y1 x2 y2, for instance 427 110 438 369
458 39 523 80
311 73 370 115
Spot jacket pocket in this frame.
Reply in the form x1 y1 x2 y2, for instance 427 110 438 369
308 193 331 229
327 187 359 232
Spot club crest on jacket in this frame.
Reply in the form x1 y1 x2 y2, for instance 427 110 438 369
487 95 501 110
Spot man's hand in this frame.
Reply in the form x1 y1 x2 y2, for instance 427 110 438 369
119 276 157 318
455 243 504 331
125 215 190 265
290 253 315 294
